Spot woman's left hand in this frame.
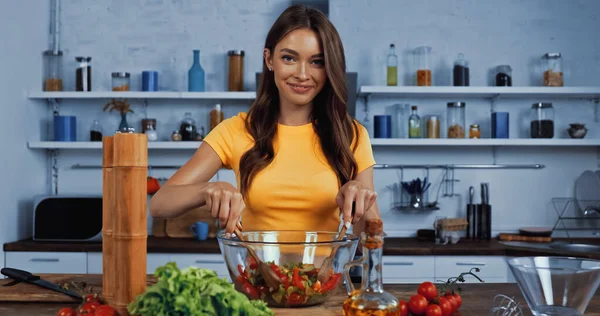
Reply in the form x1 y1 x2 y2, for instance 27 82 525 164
336 180 378 226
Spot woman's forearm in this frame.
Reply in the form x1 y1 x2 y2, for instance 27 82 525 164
149 182 210 218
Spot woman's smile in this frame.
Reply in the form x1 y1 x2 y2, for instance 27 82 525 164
287 82 314 94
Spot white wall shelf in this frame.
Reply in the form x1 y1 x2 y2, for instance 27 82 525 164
28 91 256 100
28 139 600 149
28 141 203 149
358 86 600 99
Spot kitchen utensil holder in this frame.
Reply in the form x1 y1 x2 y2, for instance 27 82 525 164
551 197 600 240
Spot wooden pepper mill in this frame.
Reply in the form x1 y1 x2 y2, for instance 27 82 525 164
103 133 148 315
101 136 115 305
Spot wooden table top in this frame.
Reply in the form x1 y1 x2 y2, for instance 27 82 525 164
0 274 598 315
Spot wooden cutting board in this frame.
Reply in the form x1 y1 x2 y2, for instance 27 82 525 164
498 233 552 243
165 205 217 238
0 274 86 303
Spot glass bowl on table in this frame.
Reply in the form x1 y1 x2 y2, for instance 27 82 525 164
217 230 359 308
507 256 600 316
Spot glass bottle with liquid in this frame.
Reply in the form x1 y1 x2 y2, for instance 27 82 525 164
343 219 400 316
90 120 102 141
179 112 197 141
408 105 421 138
386 44 397 86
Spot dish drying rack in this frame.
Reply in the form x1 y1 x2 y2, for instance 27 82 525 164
551 197 600 239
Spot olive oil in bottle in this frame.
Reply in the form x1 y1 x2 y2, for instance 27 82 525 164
408 105 421 138
387 44 398 86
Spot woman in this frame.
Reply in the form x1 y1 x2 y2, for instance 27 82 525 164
150 4 381 239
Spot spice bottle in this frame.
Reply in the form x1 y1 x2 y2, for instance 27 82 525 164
386 44 398 86
75 56 92 91
427 116 440 138
469 124 480 138
228 50 245 91
408 106 421 138
343 219 400 315
453 53 469 86
171 130 182 142
179 112 197 141
145 124 158 142
43 50 63 91
210 104 224 131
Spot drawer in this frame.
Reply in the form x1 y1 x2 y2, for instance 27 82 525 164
435 256 508 280
86 253 174 275
383 277 435 284
5 252 87 274
172 254 230 280
382 256 435 279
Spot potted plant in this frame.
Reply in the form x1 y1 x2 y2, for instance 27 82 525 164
103 99 134 132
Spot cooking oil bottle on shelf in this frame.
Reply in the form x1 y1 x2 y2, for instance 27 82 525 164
387 44 398 86
343 219 400 316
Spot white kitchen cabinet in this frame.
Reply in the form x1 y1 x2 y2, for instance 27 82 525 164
5 252 87 274
434 256 508 283
87 253 172 275
382 256 435 284
171 254 231 281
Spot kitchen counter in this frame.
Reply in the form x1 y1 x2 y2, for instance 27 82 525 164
1 274 598 315
5 237 600 258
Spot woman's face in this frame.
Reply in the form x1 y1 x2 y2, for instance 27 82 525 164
264 27 327 108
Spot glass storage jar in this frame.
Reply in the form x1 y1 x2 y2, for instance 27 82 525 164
75 56 92 91
469 124 481 138
453 53 469 86
43 50 63 91
112 72 130 91
495 65 512 86
447 102 466 138
542 53 563 86
414 46 432 86
530 102 555 138
227 50 244 91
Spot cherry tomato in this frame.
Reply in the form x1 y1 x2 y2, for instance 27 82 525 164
292 267 305 290
57 307 75 316
437 297 453 316
452 293 462 309
445 294 458 312
240 280 259 300
425 303 443 316
77 305 95 315
398 300 408 316
320 272 342 293
417 281 438 301
83 293 99 304
287 292 306 305
408 294 428 315
247 256 258 270
94 305 117 316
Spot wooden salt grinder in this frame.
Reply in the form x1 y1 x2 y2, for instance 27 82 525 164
112 133 148 315
101 136 115 305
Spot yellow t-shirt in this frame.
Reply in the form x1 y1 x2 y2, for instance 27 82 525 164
203 112 375 232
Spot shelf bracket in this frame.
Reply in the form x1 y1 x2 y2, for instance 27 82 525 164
49 98 59 116
50 149 59 195
593 98 600 123
362 94 371 130
489 94 499 113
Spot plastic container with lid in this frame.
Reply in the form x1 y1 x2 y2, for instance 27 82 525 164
414 46 432 86
112 72 130 91
530 102 555 138
228 50 245 91
43 50 63 91
453 53 469 86
447 102 466 138
542 53 563 86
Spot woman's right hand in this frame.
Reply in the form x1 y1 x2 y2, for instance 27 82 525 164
203 182 245 238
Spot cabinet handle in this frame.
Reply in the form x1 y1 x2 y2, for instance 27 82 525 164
384 262 414 266
195 260 225 265
456 262 486 266
30 258 59 262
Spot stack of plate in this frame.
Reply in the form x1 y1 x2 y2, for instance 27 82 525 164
574 170 600 213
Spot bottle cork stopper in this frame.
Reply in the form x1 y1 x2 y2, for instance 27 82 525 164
365 219 383 235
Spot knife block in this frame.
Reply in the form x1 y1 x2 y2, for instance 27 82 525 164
105 133 148 315
101 136 114 304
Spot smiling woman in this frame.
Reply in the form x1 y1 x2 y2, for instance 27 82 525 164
149 4 380 237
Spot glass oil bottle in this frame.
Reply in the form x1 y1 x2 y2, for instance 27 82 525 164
343 219 400 316
387 44 398 86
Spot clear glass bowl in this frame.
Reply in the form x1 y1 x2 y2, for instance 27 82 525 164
507 256 600 316
217 230 359 308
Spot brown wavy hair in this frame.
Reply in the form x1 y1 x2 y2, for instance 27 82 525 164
239 4 361 197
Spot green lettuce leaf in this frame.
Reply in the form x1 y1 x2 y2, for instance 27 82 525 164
127 262 274 316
